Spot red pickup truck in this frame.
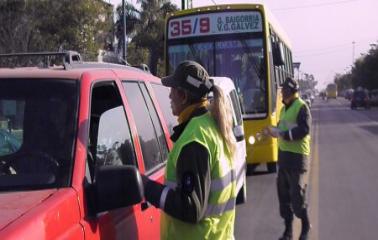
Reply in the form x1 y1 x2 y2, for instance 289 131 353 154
0 52 175 239
0 52 247 239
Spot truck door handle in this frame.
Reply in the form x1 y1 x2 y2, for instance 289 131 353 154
141 201 150 211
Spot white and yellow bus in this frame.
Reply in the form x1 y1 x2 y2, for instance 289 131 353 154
165 4 294 172
326 83 337 99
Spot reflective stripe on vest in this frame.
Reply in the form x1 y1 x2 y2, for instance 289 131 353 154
205 198 236 217
164 180 237 217
164 163 244 217
211 169 235 191
165 162 244 193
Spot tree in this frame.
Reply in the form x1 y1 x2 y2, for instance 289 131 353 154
298 73 317 92
0 1 43 53
0 0 113 61
334 73 352 93
351 44 378 90
115 0 178 75
36 0 114 60
334 41 378 91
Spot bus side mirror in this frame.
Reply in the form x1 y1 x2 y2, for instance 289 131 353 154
273 42 285 66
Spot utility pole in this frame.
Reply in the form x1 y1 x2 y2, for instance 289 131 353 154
122 0 127 62
293 62 301 81
181 0 192 10
352 41 355 65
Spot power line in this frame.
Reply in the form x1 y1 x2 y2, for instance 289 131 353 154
272 0 360 12
295 43 351 54
210 0 217 5
295 48 348 58
294 37 378 57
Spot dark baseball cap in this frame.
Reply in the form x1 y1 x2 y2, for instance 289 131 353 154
282 77 299 91
162 61 213 98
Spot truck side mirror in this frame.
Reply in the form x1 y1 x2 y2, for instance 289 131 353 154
94 165 144 213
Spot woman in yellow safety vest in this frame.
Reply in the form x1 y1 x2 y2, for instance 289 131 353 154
142 61 237 240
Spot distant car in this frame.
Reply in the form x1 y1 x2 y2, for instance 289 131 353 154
345 89 354 100
351 90 370 109
369 89 378 106
301 94 312 108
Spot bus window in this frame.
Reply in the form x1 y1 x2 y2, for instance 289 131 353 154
167 38 267 115
215 39 266 115
167 43 214 75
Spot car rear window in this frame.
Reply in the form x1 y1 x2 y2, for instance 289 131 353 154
0 79 78 191
354 91 367 98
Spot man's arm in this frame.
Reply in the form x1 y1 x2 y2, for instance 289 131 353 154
143 142 211 223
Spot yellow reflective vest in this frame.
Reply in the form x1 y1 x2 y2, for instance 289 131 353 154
161 112 236 240
278 98 311 156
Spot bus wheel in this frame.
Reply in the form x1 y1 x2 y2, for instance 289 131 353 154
267 162 277 173
247 164 259 175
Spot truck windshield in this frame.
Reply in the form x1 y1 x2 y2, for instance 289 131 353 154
0 79 78 191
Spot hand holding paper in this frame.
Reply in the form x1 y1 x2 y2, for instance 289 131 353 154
262 126 282 138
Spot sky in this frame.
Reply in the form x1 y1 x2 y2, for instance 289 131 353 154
109 0 378 90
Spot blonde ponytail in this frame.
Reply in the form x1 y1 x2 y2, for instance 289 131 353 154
209 85 237 158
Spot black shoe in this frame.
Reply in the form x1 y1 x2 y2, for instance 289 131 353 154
299 219 311 240
299 225 311 240
278 232 292 240
278 220 293 240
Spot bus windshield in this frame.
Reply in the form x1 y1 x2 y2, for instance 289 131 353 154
167 37 266 115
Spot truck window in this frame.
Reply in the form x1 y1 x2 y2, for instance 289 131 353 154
123 81 167 173
88 82 136 180
0 79 78 190
0 100 23 156
151 83 178 135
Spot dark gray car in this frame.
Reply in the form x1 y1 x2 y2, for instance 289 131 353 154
351 90 370 109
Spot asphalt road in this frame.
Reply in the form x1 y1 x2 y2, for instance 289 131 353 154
235 98 378 240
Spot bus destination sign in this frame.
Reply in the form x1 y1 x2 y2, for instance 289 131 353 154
168 11 262 39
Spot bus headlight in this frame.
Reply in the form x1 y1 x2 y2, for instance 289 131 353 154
248 136 255 145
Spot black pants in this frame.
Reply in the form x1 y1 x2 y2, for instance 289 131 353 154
277 166 308 220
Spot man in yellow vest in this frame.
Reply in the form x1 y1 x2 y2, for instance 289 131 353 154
142 61 237 240
266 77 312 240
